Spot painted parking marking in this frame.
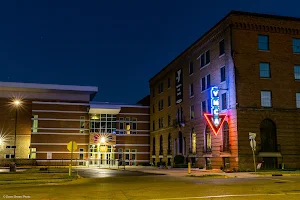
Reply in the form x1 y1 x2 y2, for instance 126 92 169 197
150 192 300 200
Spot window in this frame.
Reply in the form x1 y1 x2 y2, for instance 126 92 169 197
189 61 194 75
205 50 210 64
30 148 36 159
191 128 196 154
125 149 130 165
260 62 270 78
189 83 194 97
221 93 227 110
219 39 225 56
202 101 207 114
119 117 124 134
126 119 130 134
159 135 163 155
158 117 164 129
258 35 269 50
152 88 155 98
190 105 195 120
206 74 211 88
292 38 300 53
132 118 137 134
168 114 171 127
90 114 116 134
221 66 226 82
152 104 155 113
261 91 272 107
158 82 164 94
205 126 212 152
80 116 85 133
152 120 155 131
295 65 300 80
200 50 210 68
296 93 300 108
158 99 164 111
132 149 137 165
201 77 206 91
168 96 171 107
200 54 205 68
168 77 171 88
152 137 156 155
32 115 38 133
207 98 211 113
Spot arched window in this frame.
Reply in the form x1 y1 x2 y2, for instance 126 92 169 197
222 122 230 152
152 137 155 155
191 128 196 154
159 135 163 155
260 119 277 152
168 133 171 154
178 131 183 153
205 126 211 152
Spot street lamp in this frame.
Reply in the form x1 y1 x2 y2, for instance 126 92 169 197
13 100 21 160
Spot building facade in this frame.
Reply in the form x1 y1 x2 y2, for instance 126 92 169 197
149 11 300 170
0 82 149 166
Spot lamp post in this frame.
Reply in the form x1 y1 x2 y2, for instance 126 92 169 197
13 100 21 160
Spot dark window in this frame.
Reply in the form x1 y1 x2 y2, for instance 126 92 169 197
190 84 194 97
207 98 211 113
219 39 225 55
294 65 300 80
161 100 164 110
206 74 211 88
201 77 206 91
258 35 269 50
159 135 163 155
152 88 155 98
222 122 230 152
202 101 206 114
205 50 210 64
200 54 205 68
292 38 300 53
221 93 227 110
168 96 171 107
152 104 155 113
168 133 171 153
152 137 155 155
168 77 171 88
221 66 226 82
260 62 270 78
189 61 194 75
168 114 171 126
190 105 195 120
5 155 10 159
152 120 155 131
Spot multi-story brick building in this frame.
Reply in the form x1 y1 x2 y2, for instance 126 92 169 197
149 11 300 170
0 82 149 166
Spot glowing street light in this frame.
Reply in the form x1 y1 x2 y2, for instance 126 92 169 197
100 137 106 144
0 138 3 145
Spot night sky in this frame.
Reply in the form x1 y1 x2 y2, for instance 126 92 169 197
0 0 298 103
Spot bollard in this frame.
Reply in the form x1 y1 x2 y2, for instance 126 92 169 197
188 162 191 174
69 164 72 176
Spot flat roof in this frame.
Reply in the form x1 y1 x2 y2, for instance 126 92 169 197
0 81 98 92
90 101 149 108
149 10 300 83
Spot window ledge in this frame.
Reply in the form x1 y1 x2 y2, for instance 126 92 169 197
201 88 209 93
293 52 300 54
189 95 194 99
189 73 194 76
258 49 270 52
200 63 210 70
219 53 225 58
220 81 226 84
260 77 271 79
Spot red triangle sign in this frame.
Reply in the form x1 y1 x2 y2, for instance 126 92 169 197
203 113 227 136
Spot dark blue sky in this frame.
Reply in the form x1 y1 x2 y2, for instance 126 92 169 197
0 0 298 103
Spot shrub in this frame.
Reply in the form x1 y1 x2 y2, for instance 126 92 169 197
174 155 185 164
157 162 166 167
173 164 188 168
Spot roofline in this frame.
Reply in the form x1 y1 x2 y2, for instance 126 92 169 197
0 81 98 93
149 10 300 83
90 101 149 108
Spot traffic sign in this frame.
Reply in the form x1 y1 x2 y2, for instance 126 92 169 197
250 139 256 151
67 141 78 152
249 132 256 140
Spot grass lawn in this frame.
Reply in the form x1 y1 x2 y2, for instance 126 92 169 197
0 168 78 185
252 170 300 176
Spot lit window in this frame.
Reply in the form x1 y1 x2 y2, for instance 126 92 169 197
292 38 300 53
191 128 196 154
296 93 300 108
261 91 272 107
32 115 38 133
258 35 269 50
260 62 270 78
294 65 300 80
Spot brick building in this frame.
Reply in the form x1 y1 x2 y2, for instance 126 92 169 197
0 82 149 166
149 11 300 170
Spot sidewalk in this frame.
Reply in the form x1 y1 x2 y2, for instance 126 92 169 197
122 166 260 178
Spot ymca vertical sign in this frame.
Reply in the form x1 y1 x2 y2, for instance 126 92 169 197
175 68 183 104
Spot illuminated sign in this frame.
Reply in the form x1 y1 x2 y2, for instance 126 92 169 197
175 68 183 104
204 86 226 136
